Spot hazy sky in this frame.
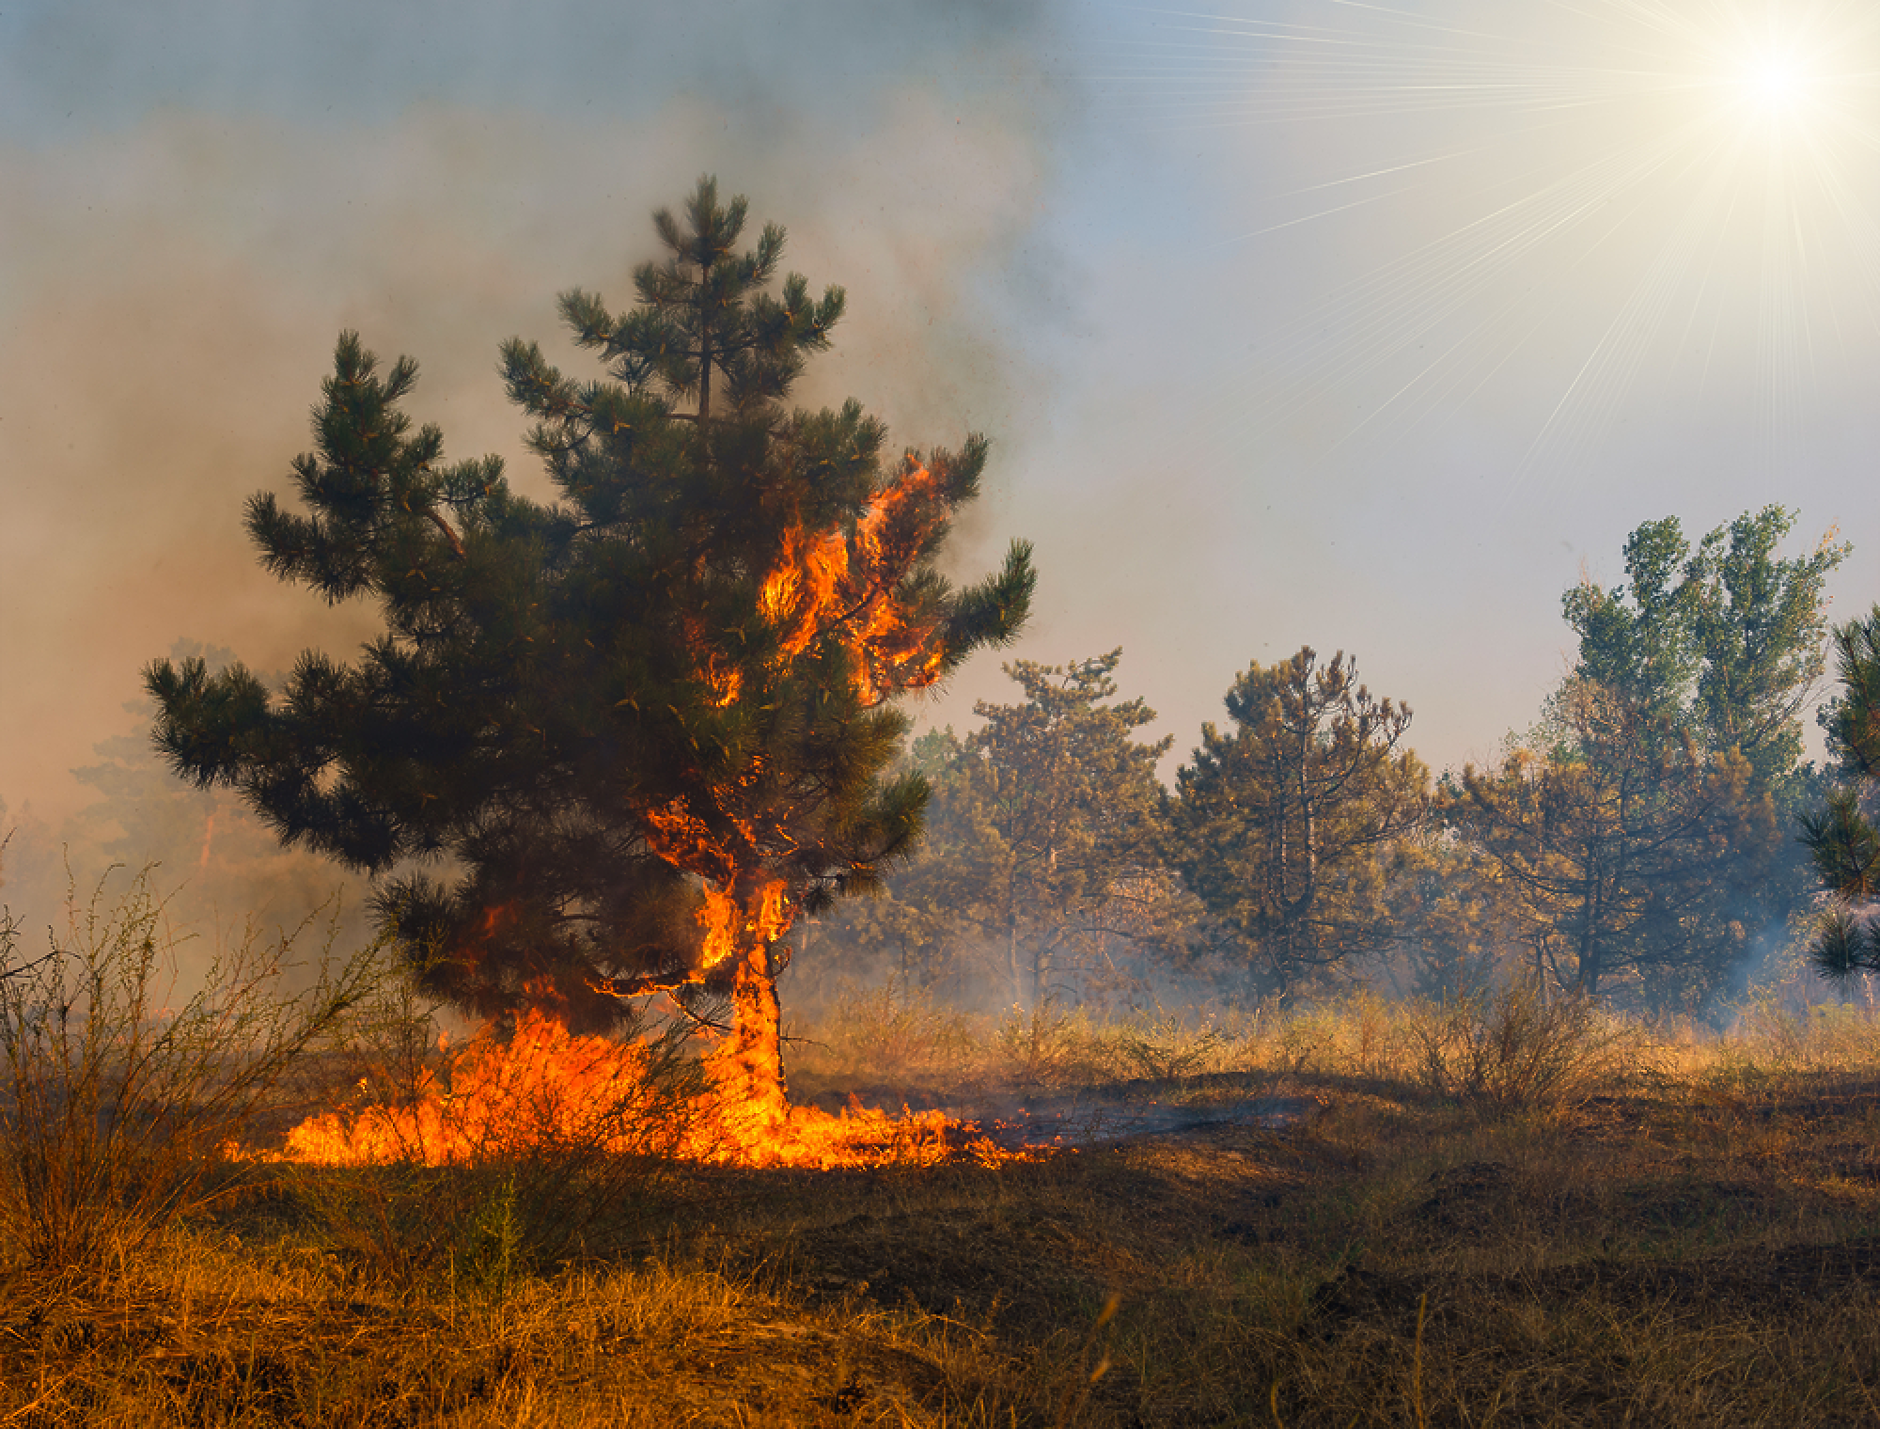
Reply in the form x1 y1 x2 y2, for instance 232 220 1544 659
6 0 1879 834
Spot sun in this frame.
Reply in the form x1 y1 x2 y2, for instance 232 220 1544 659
1742 53 1805 112
1092 1 1880 481
1718 36 1827 133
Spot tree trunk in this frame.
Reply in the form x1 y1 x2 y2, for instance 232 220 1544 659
703 941 790 1153
1008 888 1024 1010
699 877 792 1156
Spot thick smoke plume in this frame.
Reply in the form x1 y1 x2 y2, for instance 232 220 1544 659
1 9 1065 969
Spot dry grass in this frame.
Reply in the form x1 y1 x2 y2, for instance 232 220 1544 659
9 979 1880 1425
0 872 378 1273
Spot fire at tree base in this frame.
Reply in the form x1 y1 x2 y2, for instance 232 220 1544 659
278 984 1032 1173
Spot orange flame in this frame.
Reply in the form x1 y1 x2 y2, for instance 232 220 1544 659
697 884 739 968
643 800 735 887
278 1005 1034 1171
704 660 742 709
283 1009 672 1166
758 460 948 707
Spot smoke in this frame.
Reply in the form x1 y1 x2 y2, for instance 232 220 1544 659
0 9 1070 859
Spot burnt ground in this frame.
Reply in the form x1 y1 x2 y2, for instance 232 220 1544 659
796 1066 1327 1150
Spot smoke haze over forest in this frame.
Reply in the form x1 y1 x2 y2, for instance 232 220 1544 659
4 0 1877 928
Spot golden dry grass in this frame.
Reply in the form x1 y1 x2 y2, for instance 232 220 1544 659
9 990 1880 1426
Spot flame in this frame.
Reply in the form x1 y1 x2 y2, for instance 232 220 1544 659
279 1003 1034 1171
749 880 790 942
758 459 948 707
704 659 742 709
696 884 739 968
642 800 735 887
283 1009 672 1166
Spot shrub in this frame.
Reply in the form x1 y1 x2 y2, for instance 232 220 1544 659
990 1000 1112 1087
1277 990 1402 1080
1406 982 1635 1117
1109 1009 1230 1081
0 868 378 1274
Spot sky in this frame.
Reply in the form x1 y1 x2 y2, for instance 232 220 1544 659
5 0 1880 845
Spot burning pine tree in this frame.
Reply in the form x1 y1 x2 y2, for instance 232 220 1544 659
147 178 1033 1156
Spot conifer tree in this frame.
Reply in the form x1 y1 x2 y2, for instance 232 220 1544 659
1458 681 1773 1000
146 180 1034 1112
1168 648 1429 999
830 652 1176 1010
1803 605 1880 975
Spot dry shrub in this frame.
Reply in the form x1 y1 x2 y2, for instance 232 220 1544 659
988 1001 1116 1087
1107 1009 1234 1081
1720 991 1880 1079
1407 982 1638 1117
0 868 377 1275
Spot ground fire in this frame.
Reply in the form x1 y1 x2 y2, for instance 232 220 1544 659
280 1005 1027 1171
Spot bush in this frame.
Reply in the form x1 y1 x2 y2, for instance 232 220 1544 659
0 868 378 1274
1275 990 1401 1080
1407 982 1635 1117
989 1000 1113 1087
1109 1009 1231 1081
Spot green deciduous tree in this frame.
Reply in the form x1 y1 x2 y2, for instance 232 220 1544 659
145 179 1033 1118
1472 507 1842 1008
1561 506 1847 798
1168 648 1429 1000
1458 681 1775 1000
1803 605 1880 976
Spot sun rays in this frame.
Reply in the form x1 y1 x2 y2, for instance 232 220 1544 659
1091 0 1880 485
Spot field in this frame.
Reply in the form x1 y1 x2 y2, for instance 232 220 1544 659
7 973 1880 1428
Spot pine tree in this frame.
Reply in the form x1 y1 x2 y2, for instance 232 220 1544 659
1803 605 1880 976
146 179 1034 1119
1168 648 1429 1000
845 652 1177 1010
1458 681 1774 1001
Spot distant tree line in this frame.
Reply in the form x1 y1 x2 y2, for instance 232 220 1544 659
799 507 1872 1018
